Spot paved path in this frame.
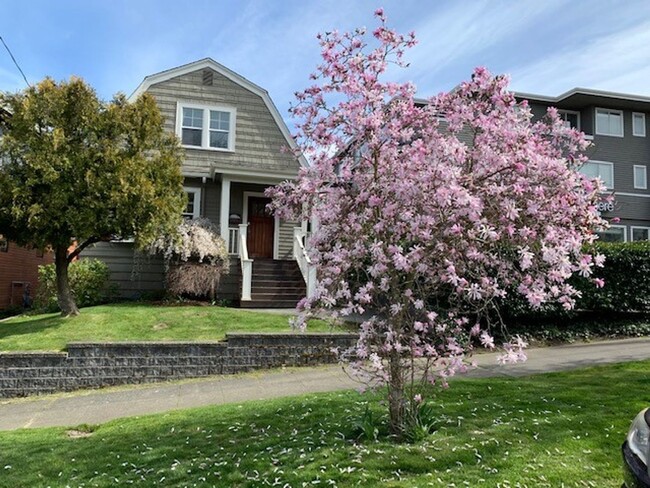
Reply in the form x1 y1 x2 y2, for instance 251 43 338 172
0 337 649 431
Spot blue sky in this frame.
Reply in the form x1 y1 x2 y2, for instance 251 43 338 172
2 1 650 129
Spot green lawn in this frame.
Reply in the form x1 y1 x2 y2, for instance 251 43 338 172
1 360 645 487
0 303 341 352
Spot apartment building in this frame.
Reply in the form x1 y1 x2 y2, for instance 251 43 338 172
515 88 650 242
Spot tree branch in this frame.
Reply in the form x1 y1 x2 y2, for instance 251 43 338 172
67 236 101 263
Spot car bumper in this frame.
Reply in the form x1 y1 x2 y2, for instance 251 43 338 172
623 441 650 488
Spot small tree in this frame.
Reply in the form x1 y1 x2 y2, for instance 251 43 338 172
269 10 607 438
0 78 185 316
149 218 229 300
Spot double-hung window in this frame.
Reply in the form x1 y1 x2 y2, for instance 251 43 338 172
177 103 235 151
580 160 614 189
595 108 624 137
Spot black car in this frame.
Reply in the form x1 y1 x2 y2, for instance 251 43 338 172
623 408 650 488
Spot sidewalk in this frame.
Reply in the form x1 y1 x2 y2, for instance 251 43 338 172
0 337 649 431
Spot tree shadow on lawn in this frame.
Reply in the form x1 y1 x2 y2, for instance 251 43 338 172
0 314 66 343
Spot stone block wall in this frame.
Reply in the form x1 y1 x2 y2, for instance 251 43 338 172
0 333 358 398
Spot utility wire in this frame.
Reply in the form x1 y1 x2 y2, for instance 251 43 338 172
0 35 30 87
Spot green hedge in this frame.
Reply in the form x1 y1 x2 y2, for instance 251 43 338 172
575 241 650 312
36 258 117 312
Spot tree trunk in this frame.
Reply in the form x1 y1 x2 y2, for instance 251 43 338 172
55 245 79 316
388 353 405 439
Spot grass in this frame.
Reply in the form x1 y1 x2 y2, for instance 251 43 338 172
1 360 647 487
0 303 342 352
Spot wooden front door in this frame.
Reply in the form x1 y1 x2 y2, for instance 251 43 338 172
247 197 274 258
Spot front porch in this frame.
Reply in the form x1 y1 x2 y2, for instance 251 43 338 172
209 174 315 307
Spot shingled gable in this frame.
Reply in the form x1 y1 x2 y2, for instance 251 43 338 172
128 57 308 168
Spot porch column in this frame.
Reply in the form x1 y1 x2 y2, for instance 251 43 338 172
220 176 231 245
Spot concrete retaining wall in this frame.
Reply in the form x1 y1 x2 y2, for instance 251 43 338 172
0 333 358 398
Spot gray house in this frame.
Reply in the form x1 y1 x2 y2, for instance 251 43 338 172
515 88 650 242
84 58 314 307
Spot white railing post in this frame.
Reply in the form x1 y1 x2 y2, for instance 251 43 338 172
228 227 240 255
239 223 253 301
293 227 316 298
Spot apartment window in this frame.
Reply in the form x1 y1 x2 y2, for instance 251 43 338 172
0 236 7 252
580 160 614 189
631 227 650 241
633 112 646 137
597 225 626 243
558 110 580 130
634 165 647 189
182 187 201 219
177 103 235 151
595 108 624 137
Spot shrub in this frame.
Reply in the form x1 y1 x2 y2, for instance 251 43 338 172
574 241 650 312
36 259 116 312
149 218 229 300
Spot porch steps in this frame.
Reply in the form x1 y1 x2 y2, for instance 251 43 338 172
241 259 307 308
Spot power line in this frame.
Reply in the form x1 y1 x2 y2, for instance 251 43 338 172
0 35 30 87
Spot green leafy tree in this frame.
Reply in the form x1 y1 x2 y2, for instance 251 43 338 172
0 77 185 316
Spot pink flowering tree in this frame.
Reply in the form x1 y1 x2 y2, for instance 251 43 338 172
269 10 607 438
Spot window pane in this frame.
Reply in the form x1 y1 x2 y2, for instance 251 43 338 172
596 111 609 133
182 108 203 128
609 112 622 135
632 228 650 241
209 130 228 148
597 227 625 242
580 162 599 179
183 191 196 218
634 166 647 189
210 111 230 131
634 113 646 136
599 164 613 188
182 128 202 146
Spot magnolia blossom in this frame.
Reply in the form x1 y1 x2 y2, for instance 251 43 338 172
268 10 607 435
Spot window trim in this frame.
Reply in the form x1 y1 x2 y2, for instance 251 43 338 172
558 109 581 130
182 186 202 220
582 160 615 190
631 226 650 242
633 112 646 137
634 165 647 190
595 107 624 137
175 102 236 152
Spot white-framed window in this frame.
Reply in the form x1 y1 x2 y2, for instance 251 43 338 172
182 187 201 219
597 225 626 243
631 226 650 241
558 109 580 130
595 108 624 137
580 160 614 189
176 103 236 151
634 165 647 189
633 112 646 137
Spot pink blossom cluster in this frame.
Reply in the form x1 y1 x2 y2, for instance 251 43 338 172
269 11 607 389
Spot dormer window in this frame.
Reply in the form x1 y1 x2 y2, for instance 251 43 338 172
177 103 236 151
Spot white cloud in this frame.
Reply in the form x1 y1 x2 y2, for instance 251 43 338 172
510 20 650 96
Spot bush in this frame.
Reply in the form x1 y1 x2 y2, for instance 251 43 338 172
149 219 229 300
575 241 650 312
36 259 116 312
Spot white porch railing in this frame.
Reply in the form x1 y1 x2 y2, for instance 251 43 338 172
228 227 240 255
239 224 253 301
293 227 316 298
